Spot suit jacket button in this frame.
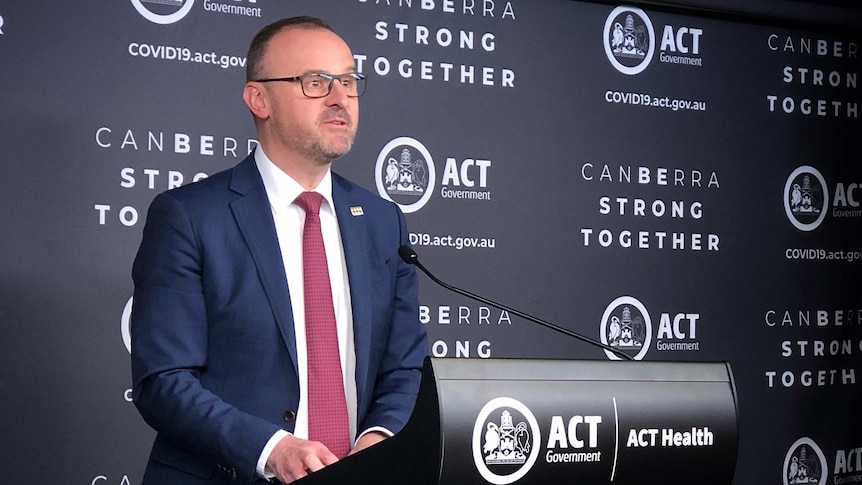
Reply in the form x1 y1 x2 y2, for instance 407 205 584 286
283 410 296 423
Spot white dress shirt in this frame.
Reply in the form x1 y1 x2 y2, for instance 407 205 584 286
253 147 358 476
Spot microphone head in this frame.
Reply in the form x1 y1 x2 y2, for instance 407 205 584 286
398 245 418 265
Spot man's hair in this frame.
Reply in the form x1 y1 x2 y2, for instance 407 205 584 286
246 16 333 81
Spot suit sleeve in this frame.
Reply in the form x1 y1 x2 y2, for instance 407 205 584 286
130 192 280 482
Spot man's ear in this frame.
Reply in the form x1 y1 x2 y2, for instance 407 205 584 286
243 82 269 120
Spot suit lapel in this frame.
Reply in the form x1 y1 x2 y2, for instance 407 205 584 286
228 156 299 376
332 175 372 399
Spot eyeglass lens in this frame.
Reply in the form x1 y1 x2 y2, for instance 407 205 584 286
302 73 365 97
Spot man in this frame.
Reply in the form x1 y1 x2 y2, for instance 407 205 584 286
131 16 428 484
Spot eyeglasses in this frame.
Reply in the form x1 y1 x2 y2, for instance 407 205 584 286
253 72 366 98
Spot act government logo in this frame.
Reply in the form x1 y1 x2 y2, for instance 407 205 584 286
473 397 541 485
604 6 655 75
131 0 195 25
784 165 828 231
600 296 652 360
376 137 436 214
783 437 827 485
121 297 133 353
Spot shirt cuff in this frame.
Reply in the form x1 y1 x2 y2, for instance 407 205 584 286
257 429 290 479
356 426 394 442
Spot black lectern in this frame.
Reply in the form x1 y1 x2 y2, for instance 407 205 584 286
297 357 738 484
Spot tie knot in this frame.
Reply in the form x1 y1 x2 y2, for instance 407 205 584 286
295 191 324 215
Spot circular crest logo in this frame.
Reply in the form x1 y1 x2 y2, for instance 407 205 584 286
600 296 652 360
784 165 828 232
783 437 827 485
130 0 195 25
121 297 133 353
603 6 656 75
472 397 541 485
375 137 436 214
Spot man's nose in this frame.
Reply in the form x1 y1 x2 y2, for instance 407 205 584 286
325 80 351 105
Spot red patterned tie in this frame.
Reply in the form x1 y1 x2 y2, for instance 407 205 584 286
295 191 351 458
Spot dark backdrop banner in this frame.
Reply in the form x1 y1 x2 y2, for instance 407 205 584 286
0 1 859 483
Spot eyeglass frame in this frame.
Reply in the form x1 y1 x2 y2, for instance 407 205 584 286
251 72 367 98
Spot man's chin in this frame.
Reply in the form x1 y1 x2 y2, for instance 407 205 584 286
322 141 354 161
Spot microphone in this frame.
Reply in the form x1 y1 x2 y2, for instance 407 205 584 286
399 245 635 361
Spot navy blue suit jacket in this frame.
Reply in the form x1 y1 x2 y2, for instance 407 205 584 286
131 155 428 484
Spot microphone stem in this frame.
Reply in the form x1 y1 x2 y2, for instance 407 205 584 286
411 259 634 361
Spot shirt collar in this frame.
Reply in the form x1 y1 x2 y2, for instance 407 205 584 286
254 147 335 216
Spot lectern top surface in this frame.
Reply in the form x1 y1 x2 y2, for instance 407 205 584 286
431 357 733 383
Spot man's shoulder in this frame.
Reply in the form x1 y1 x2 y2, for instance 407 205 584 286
157 156 257 206
332 171 395 211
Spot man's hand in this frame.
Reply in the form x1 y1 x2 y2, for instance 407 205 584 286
349 431 388 455
266 434 339 483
